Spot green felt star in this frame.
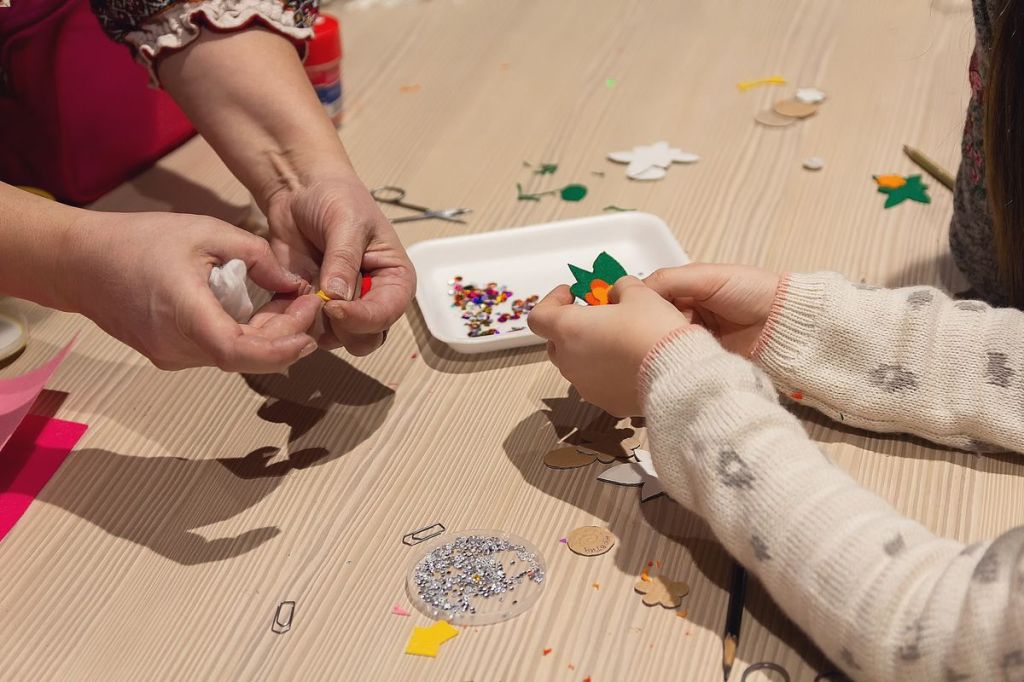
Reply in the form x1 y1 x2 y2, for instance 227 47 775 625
568 251 628 303
877 175 931 209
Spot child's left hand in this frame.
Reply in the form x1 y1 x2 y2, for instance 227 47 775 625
529 276 693 416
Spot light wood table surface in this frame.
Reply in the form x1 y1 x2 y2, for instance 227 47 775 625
2 1 1012 680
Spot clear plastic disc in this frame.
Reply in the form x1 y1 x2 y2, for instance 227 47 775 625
405 529 547 626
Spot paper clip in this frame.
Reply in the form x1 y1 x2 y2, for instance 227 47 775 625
402 522 445 546
271 601 296 634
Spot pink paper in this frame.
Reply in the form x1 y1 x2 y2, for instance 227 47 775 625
0 414 87 540
0 340 75 453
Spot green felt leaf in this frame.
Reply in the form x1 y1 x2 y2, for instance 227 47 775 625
592 251 627 284
535 163 559 175
877 175 931 209
603 205 635 212
560 184 588 202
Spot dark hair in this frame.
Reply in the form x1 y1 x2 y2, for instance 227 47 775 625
986 0 1024 306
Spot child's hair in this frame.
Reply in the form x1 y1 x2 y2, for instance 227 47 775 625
986 0 1024 306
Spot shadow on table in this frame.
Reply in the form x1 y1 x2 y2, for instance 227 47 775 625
90 166 254 230
38 350 394 565
883 250 969 294
405 301 548 375
502 388 835 674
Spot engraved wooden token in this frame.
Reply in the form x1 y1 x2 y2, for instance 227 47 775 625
753 109 796 127
566 526 616 556
773 98 819 119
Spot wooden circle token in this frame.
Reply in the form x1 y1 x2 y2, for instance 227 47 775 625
544 447 597 469
753 109 796 127
772 98 819 119
566 526 616 556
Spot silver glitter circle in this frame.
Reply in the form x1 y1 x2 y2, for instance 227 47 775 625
405 530 547 626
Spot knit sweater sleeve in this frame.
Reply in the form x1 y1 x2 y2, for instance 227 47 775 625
753 271 1024 453
640 328 1024 681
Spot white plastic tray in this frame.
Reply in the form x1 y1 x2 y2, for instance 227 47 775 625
407 212 690 354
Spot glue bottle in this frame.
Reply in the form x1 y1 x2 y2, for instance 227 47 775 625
305 13 343 127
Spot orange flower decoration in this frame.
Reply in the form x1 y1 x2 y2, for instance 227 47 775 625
585 279 611 306
875 174 907 189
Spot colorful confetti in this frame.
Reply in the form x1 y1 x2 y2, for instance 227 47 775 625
448 276 538 338
391 604 411 616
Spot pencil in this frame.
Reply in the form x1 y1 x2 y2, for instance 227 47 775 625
722 563 747 682
903 145 955 191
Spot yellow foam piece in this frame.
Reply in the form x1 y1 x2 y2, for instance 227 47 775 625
316 289 332 302
736 75 786 91
404 621 460 657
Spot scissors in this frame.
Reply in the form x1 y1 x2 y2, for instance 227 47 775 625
370 186 472 224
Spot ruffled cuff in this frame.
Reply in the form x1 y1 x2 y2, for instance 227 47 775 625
124 0 317 86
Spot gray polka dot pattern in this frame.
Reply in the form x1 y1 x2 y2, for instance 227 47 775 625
907 290 934 310
839 647 862 671
955 300 987 312
973 551 999 583
869 364 919 393
943 666 969 682
884 534 906 556
985 352 1016 388
1002 650 1024 681
751 535 772 561
897 620 922 662
717 449 755 489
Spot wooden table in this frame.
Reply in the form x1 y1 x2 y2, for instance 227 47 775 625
3 1 1013 680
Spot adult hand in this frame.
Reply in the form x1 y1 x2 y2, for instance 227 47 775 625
643 263 780 357
528 277 693 416
264 172 416 356
65 209 321 372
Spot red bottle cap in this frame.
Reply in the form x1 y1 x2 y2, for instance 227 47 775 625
306 13 342 66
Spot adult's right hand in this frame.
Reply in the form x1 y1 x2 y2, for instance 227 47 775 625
63 209 322 372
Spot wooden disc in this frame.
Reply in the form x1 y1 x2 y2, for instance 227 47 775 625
566 526 616 556
753 109 796 127
773 98 819 119
543 447 596 469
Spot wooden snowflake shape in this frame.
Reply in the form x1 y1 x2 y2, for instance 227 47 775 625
634 574 690 608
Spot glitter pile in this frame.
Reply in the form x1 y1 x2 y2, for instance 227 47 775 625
448 276 538 337
412 535 545 616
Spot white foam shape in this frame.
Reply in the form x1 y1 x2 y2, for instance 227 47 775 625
608 142 699 180
795 87 826 104
209 258 254 323
803 156 825 171
597 449 665 501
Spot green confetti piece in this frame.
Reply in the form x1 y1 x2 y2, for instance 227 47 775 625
877 174 931 209
534 163 559 175
560 184 588 202
605 78 617 88
603 205 635 212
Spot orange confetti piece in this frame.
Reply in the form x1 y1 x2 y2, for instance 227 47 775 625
592 582 600 590
791 391 804 400
583 677 592 682
543 648 552 656
676 609 689 619
568 664 576 671
640 568 650 582
399 84 422 93
875 174 907 189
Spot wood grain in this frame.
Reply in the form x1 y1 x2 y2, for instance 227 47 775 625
1 1 1003 680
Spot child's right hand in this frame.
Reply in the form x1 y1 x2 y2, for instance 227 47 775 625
643 263 780 357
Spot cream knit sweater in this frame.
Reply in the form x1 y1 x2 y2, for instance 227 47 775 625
639 272 1024 682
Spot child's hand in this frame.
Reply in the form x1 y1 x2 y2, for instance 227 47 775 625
529 277 692 416
643 263 780 357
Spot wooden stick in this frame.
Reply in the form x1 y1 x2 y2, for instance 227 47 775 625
903 145 955 191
